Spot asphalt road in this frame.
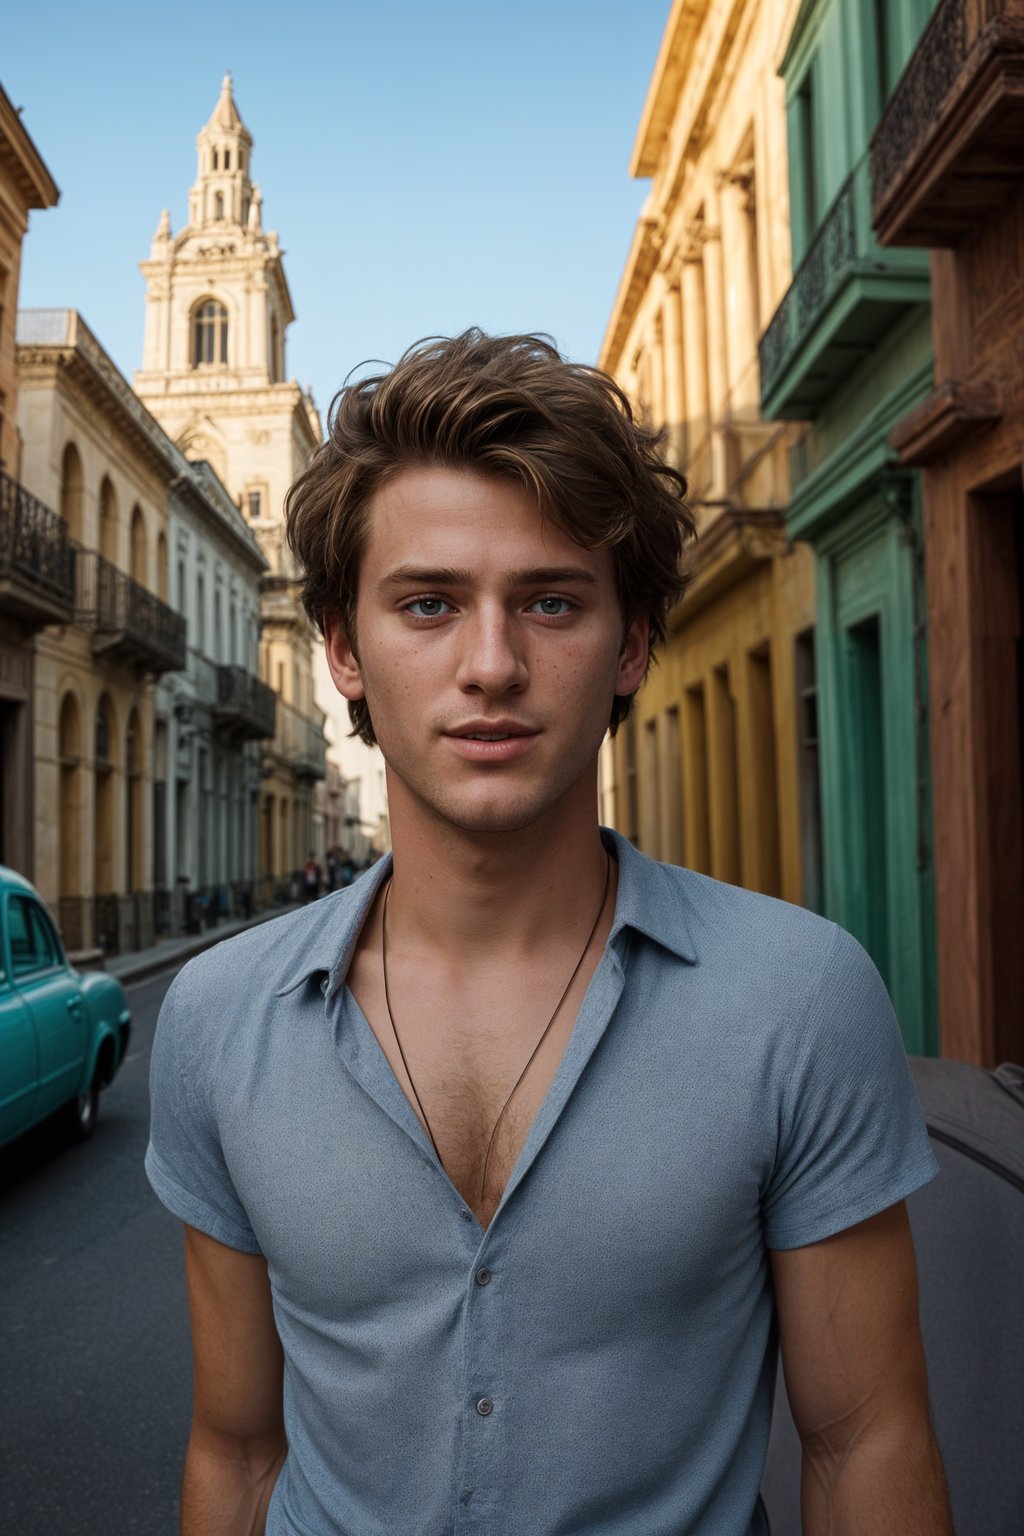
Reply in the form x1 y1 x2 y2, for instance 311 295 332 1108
0 965 191 1536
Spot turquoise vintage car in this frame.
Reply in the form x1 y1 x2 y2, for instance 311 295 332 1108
0 866 131 1148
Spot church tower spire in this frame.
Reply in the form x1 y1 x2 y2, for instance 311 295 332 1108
135 74 321 566
189 73 255 230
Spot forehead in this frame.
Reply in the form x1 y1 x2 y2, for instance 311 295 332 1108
361 465 614 582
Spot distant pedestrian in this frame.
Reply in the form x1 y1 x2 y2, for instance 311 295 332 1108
302 853 321 903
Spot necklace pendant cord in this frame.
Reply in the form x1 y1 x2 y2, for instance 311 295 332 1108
380 850 613 1201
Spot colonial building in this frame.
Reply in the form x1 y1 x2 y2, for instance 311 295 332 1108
599 0 817 908
760 0 941 1054
16 309 187 953
0 83 61 879
869 0 1024 1065
156 458 272 937
135 74 327 882
16 309 272 955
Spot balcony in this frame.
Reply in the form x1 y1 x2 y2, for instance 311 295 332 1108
272 698 327 782
75 548 186 675
0 469 74 630
759 154 930 421
871 0 1024 248
214 664 276 741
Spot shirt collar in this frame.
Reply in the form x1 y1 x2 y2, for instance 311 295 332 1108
273 826 698 998
601 827 699 964
274 853 394 997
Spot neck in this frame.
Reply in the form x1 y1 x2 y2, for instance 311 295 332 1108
383 770 611 959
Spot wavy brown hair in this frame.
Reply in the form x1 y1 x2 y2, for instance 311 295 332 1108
286 329 695 746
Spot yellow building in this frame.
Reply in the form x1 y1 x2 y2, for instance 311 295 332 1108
600 0 819 907
16 310 187 952
0 83 60 879
135 75 326 883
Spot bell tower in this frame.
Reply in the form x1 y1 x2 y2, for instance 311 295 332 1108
136 74 299 401
136 77 329 875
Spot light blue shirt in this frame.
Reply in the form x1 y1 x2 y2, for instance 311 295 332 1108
146 829 937 1535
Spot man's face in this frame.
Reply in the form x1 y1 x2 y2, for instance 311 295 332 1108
324 465 648 836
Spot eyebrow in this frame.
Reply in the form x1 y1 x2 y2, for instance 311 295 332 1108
377 565 600 592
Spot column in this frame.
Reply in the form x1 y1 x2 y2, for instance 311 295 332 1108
701 208 729 498
681 248 709 495
719 172 760 415
661 277 686 470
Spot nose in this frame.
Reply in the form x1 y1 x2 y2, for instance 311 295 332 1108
455 602 528 697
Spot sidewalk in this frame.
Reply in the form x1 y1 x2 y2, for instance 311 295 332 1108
104 901 301 987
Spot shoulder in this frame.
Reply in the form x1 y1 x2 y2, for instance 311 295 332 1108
619 833 841 986
167 870 382 1017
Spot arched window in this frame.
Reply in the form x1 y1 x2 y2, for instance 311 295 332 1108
99 476 117 565
212 148 219 171
214 192 224 221
60 442 83 543
192 300 229 368
157 531 169 601
130 505 146 585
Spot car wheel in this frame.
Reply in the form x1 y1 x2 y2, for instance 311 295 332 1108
67 1083 100 1141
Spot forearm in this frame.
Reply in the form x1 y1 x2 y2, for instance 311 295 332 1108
801 1418 953 1536
181 1426 287 1536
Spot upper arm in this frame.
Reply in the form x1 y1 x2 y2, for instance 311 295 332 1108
184 1223 285 1451
771 1201 932 1455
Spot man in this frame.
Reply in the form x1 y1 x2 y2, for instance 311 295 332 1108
147 332 952 1535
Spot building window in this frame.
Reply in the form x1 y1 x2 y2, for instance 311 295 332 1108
796 629 824 915
212 148 219 171
224 149 231 170
247 489 262 520
193 300 228 367
797 74 818 238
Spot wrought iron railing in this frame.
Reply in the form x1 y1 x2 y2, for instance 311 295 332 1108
759 166 859 405
75 547 187 674
0 468 75 613
215 664 277 738
870 0 968 211
274 699 328 780
93 893 120 955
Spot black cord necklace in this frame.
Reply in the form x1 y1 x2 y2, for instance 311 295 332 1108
380 849 613 1202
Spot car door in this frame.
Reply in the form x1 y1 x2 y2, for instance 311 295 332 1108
7 894 87 1122
0 915 39 1146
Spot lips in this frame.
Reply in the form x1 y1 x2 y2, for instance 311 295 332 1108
443 723 540 763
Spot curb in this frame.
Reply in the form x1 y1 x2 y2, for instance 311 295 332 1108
107 902 301 986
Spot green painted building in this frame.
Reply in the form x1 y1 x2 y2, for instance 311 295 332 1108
761 0 940 1054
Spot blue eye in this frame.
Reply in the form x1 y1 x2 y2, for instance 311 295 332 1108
406 597 451 618
530 596 573 616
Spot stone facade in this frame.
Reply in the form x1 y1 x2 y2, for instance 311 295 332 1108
16 309 273 955
0 83 60 880
599 0 816 908
134 75 327 880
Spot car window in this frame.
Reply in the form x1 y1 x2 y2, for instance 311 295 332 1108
30 902 65 969
8 896 61 977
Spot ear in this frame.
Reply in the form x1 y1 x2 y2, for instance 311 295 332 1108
323 614 365 702
615 615 650 698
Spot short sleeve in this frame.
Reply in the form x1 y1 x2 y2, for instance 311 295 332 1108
762 924 938 1250
145 963 263 1254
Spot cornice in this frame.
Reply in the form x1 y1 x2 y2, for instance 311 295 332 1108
0 84 59 210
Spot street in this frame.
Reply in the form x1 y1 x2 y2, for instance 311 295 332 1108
0 966 190 1535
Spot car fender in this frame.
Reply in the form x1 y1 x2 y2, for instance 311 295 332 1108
76 972 132 1089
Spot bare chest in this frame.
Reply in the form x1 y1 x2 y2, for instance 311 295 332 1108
347 950 598 1228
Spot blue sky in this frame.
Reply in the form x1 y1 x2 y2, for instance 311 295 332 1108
7 0 671 418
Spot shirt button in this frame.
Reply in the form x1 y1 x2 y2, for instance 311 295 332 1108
475 1396 494 1416
459 1208 472 1221
475 1266 492 1286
